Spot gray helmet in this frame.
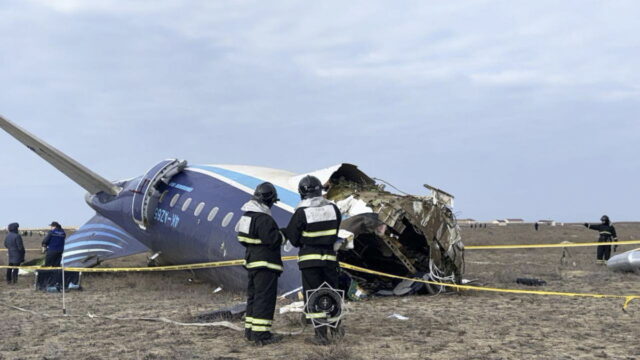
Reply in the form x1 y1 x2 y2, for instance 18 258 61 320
253 182 279 208
298 175 323 200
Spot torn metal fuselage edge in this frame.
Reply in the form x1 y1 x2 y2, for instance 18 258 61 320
325 170 464 296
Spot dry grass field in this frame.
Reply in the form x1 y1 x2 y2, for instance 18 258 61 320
1 223 639 360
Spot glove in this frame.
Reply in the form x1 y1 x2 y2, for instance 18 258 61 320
583 223 589 228
41 246 46 254
613 245 618 252
333 238 345 252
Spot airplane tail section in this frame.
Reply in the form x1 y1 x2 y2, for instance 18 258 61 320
62 214 149 267
0 115 120 195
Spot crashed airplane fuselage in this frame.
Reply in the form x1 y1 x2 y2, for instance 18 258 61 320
0 116 464 295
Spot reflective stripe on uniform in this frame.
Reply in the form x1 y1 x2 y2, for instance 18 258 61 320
251 325 271 332
305 312 327 319
238 236 262 244
600 231 612 235
245 316 254 328
302 229 338 237
251 318 272 325
298 254 337 262
245 261 283 271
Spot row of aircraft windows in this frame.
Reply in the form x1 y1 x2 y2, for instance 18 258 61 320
160 190 233 227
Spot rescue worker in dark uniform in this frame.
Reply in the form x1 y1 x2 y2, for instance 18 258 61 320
4 223 25 284
284 175 342 345
237 182 285 346
584 215 618 264
42 221 66 267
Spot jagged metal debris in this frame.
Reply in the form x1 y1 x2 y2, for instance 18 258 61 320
327 179 464 295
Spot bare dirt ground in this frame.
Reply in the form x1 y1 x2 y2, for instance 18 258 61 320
1 223 639 360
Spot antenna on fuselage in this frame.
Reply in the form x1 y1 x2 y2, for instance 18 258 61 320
0 115 121 195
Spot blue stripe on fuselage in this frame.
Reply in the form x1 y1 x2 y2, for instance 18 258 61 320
66 231 128 245
70 224 134 241
64 240 123 250
189 165 299 209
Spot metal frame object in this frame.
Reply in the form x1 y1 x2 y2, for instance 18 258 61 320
304 282 346 329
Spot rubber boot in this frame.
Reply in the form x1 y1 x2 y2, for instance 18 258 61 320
306 327 330 346
254 333 283 346
330 324 345 340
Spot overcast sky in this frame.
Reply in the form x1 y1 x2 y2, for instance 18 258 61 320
1 0 639 227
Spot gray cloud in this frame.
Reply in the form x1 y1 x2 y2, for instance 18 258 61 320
1 0 639 225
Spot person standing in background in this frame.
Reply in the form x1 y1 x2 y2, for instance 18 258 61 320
584 215 618 264
4 222 25 284
42 221 66 267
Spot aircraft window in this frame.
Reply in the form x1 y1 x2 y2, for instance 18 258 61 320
182 198 192 212
169 193 180 208
194 202 205 216
207 207 219 222
222 212 234 227
158 190 169 204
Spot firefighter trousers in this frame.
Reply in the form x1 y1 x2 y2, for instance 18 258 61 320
301 265 339 299
245 269 279 340
301 264 339 315
596 241 613 261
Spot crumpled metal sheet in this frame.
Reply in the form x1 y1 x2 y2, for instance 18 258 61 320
327 182 464 288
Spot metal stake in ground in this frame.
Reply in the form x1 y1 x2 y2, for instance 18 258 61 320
61 263 66 315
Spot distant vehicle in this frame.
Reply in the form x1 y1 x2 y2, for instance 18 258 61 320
0 116 464 294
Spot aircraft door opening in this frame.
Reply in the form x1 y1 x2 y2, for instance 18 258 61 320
132 159 187 229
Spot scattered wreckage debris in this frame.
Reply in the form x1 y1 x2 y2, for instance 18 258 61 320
195 303 247 322
559 241 576 266
387 313 409 320
607 249 640 273
516 278 547 286
322 167 464 297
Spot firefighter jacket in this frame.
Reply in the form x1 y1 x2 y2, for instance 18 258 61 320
285 196 342 269
585 223 618 242
236 200 284 272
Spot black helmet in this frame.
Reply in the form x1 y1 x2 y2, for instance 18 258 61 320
253 182 279 208
298 175 323 199
601 215 610 224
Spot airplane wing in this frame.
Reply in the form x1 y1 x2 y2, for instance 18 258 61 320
0 115 120 195
62 214 149 267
